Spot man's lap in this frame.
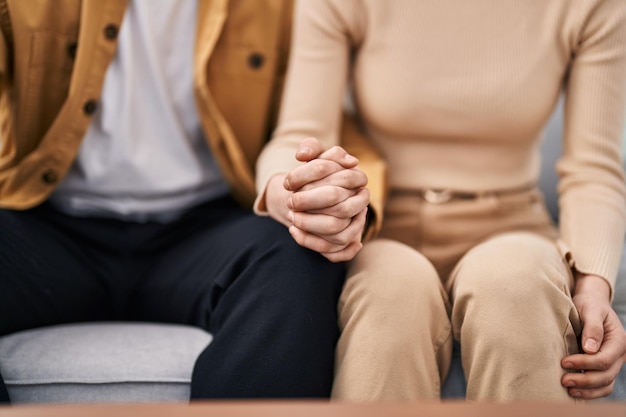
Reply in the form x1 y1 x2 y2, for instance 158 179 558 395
0 196 337 333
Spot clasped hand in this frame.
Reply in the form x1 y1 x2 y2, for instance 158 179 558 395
266 137 369 262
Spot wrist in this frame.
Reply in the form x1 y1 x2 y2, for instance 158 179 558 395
574 273 611 302
265 173 292 226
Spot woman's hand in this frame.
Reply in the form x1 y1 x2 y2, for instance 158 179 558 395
561 274 626 399
266 137 370 262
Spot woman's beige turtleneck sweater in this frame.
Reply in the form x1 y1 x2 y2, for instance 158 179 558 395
257 0 626 289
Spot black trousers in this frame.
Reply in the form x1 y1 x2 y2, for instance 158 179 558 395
0 196 345 402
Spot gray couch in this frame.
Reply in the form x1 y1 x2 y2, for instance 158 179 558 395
0 102 625 403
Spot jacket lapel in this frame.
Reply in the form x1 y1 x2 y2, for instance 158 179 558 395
195 0 228 88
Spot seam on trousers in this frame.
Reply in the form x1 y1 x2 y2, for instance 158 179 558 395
433 320 453 396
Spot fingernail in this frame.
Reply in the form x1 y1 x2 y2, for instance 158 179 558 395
563 362 573 369
286 211 294 222
571 391 582 398
287 197 294 210
344 154 358 163
564 381 575 388
283 178 292 191
584 339 599 352
296 147 311 157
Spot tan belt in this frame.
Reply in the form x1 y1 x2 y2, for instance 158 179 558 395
392 183 537 204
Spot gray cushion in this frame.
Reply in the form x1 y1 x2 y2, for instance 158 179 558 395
0 323 211 403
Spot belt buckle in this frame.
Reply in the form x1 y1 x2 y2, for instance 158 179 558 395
422 189 452 204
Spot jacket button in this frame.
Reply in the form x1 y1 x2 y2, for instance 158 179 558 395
248 53 264 69
83 100 98 115
104 24 119 40
67 42 78 59
41 169 58 185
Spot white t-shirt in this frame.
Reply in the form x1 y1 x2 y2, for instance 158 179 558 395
50 0 229 222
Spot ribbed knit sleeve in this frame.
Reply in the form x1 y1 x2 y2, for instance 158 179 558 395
254 0 356 213
558 0 626 290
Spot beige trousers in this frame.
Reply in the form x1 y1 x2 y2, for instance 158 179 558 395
332 188 582 401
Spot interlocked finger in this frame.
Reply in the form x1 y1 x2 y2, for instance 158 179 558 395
289 211 352 236
289 185 357 212
285 159 347 191
297 168 367 192
306 188 370 219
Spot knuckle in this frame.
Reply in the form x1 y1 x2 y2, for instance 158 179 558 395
328 234 350 246
328 187 342 203
312 160 330 177
328 145 344 156
326 218 347 234
597 357 612 370
348 170 366 186
337 170 352 184
602 374 616 387
318 241 337 253
334 202 353 218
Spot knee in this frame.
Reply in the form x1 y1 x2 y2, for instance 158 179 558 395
341 239 444 317
255 217 345 277
235 218 345 310
452 233 571 339
452 232 570 313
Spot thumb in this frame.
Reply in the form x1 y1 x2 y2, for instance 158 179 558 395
296 137 326 162
580 307 606 354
